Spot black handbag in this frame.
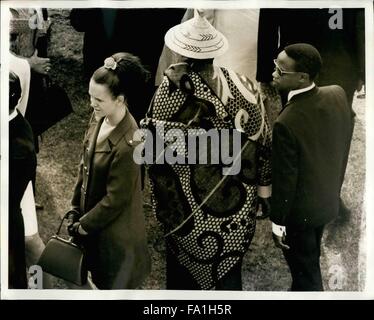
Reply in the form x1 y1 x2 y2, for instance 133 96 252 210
37 213 87 286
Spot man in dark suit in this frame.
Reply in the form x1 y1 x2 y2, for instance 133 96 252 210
270 44 353 291
9 71 37 288
256 8 364 222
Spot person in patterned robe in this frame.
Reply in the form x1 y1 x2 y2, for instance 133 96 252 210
143 10 272 290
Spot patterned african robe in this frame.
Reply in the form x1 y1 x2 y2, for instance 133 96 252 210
145 63 271 289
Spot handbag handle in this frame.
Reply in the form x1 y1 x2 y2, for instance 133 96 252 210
56 209 80 235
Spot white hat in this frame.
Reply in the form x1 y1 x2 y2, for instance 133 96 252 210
164 10 229 59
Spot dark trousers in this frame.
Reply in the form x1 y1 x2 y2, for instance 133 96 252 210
282 224 325 291
9 207 27 289
166 247 242 290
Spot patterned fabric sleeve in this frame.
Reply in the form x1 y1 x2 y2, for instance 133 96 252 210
258 82 282 128
257 108 272 187
237 75 272 187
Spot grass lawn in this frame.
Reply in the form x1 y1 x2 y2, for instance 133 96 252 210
35 9 366 291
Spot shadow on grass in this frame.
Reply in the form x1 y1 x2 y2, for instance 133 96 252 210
34 173 70 289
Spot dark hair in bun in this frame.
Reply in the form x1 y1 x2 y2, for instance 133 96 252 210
92 52 150 109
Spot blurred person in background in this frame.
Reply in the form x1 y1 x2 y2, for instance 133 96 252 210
10 7 52 153
69 8 185 124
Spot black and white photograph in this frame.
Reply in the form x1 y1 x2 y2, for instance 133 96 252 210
1 0 373 300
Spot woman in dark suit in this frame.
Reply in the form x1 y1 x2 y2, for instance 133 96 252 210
68 52 151 289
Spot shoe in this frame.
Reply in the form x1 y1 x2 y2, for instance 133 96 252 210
35 202 44 210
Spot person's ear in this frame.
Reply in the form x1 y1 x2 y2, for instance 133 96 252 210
299 73 310 84
116 94 126 106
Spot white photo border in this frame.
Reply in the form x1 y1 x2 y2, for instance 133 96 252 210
1 0 373 300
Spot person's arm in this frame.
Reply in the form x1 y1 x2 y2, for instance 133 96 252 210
235 74 272 218
24 49 51 75
270 121 298 248
79 146 140 233
257 104 272 185
270 121 298 224
256 108 272 219
71 157 84 213
9 53 31 116
10 41 51 75
71 114 96 213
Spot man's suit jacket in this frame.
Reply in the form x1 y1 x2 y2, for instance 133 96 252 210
256 8 365 104
270 86 352 228
9 112 36 213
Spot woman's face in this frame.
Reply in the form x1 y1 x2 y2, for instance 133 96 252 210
88 79 118 119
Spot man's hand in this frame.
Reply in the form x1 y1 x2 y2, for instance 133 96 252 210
26 49 51 75
272 232 290 250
